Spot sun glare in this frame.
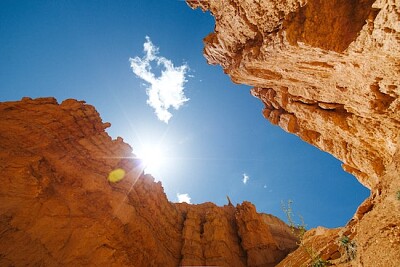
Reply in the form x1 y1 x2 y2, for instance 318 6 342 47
138 144 166 174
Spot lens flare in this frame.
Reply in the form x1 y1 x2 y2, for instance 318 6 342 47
108 168 126 183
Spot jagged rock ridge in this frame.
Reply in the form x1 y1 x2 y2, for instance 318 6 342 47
0 98 298 266
187 0 400 266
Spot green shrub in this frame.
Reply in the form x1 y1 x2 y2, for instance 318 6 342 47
397 190 400 201
339 235 357 261
339 235 350 246
312 257 330 267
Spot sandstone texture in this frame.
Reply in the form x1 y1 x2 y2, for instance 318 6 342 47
0 98 298 266
187 0 400 266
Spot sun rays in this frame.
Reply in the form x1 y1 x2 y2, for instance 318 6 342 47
137 144 167 175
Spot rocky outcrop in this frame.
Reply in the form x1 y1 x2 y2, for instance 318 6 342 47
277 158 400 266
187 0 399 266
235 203 292 267
176 201 298 266
0 98 297 266
187 0 399 189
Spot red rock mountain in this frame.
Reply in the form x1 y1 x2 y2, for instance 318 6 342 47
186 0 400 266
0 98 297 266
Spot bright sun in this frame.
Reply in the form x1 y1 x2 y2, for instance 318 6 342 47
138 145 166 174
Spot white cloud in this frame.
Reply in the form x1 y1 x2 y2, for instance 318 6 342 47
242 173 250 184
263 184 267 188
177 193 191 204
130 36 189 123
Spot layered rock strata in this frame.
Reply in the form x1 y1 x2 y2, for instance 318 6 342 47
0 98 297 266
187 0 400 266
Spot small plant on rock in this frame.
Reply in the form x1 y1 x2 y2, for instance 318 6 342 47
338 235 357 262
282 200 331 267
312 256 331 267
396 190 400 201
282 200 306 240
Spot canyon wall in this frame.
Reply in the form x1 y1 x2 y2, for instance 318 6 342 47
1 0 399 265
0 98 298 266
187 0 399 189
187 0 400 266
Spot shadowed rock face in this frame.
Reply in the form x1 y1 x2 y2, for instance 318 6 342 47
0 98 298 267
284 0 379 52
187 0 400 266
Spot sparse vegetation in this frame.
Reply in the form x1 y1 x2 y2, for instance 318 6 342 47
338 235 357 262
282 200 331 267
396 190 400 201
312 257 331 267
281 200 306 241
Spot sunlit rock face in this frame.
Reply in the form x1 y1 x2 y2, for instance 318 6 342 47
0 98 297 266
187 0 399 189
187 0 400 266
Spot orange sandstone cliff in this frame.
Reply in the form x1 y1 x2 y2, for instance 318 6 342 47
0 97 298 266
187 0 400 266
1 0 400 265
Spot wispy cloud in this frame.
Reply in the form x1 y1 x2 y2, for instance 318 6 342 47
130 36 189 123
242 173 250 184
177 193 191 204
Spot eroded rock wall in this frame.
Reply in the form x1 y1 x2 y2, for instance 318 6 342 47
277 152 400 266
187 0 400 266
187 0 400 189
0 98 297 266
0 97 184 266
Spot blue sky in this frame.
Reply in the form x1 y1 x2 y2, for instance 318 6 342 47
0 0 369 228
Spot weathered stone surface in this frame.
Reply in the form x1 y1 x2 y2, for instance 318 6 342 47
0 98 298 266
177 202 248 266
277 157 400 266
187 0 400 266
277 227 341 267
235 202 295 267
187 0 399 189
0 97 184 266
